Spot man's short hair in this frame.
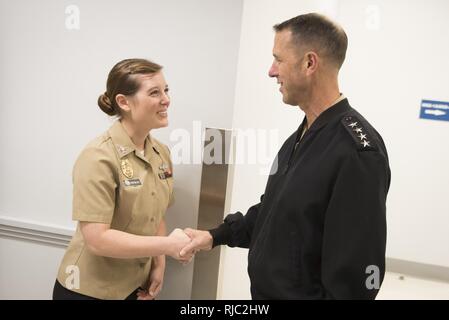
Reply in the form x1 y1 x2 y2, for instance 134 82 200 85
274 13 348 69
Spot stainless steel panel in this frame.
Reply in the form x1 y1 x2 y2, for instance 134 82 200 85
191 128 233 299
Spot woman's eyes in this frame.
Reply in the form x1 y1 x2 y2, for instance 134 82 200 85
150 89 169 96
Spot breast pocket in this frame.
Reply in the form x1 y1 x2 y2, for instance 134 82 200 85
127 190 159 237
112 179 144 231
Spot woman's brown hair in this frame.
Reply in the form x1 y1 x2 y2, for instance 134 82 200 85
98 58 163 116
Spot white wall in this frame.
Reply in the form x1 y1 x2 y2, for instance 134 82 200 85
338 0 449 267
0 0 243 299
218 0 449 299
0 238 66 300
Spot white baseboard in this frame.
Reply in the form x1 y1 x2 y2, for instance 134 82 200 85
386 257 449 283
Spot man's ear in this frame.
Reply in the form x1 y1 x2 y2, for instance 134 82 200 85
116 94 131 113
305 51 319 75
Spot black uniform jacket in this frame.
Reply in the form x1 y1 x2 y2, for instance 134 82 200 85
210 98 391 299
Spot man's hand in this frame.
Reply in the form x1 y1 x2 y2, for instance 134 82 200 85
180 228 213 258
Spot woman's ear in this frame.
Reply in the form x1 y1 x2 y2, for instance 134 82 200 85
116 94 131 113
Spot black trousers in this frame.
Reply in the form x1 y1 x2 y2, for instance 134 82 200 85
52 279 140 300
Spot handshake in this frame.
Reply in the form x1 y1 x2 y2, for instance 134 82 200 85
167 228 214 263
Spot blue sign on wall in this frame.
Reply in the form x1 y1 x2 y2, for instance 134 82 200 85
419 100 449 122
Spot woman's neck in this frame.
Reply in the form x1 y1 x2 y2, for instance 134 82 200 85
120 119 149 151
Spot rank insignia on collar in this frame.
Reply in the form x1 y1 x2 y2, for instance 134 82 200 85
342 116 376 151
121 159 133 179
116 145 129 155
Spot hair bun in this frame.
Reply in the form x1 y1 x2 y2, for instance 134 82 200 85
98 92 117 116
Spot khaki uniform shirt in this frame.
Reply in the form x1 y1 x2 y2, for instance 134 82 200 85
57 120 174 299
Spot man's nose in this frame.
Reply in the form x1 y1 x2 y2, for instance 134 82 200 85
268 63 278 78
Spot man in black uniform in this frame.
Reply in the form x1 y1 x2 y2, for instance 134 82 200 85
181 13 390 299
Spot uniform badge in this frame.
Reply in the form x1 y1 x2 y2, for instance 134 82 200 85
121 159 134 179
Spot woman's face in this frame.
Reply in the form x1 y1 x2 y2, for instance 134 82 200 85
127 71 170 130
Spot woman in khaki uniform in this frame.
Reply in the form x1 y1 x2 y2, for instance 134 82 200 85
53 58 191 300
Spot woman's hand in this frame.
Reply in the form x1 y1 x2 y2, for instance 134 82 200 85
137 256 165 300
167 228 193 262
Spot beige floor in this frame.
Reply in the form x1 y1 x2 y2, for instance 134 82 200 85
377 272 449 300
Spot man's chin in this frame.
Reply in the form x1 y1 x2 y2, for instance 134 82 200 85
281 95 288 104
282 96 297 107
